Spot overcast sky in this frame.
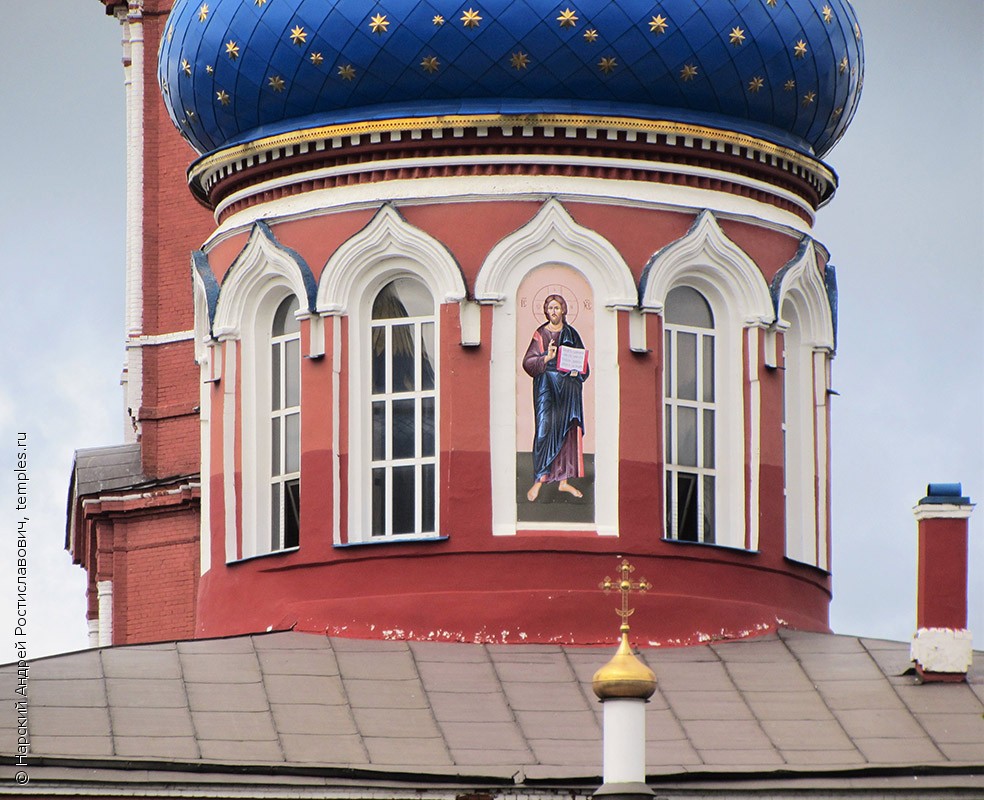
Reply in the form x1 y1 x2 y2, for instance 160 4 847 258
0 0 981 663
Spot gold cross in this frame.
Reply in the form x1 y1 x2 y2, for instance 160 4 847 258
600 558 651 633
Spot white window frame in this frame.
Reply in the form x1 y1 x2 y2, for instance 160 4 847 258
774 240 834 569
316 205 466 544
367 278 439 538
640 210 774 551
269 296 301 552
211 222 316 560
663 290 718 543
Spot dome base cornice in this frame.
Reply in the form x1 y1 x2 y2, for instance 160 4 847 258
190 114 836 222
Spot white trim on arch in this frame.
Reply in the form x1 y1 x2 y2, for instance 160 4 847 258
316 205 465 543
316 204 466 315
641 210 774 550
477 199 633 537
775 240 834 569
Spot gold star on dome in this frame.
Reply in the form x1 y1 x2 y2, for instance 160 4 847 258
206 64 214 73
369 13 390 33
290 25 307 45
821 5 833 23
254 0 267 5
839 56 848 74
649 14 668 34
225 40 240 59
680 63 698 81
793 39 808 58
854 22 861 39
216 89 230 105
729 26 745 46
802 90 816 106
832 106 844 117
461 8 482 28
748 75 764 92
268 75 286 91
186 109 196 120
433 14 444 24
338 63 356 80
557 8 578 28
167 24 174 41
598 56 617 75
583 28 598 42
310 52 324 66
784 78 795 91
161 77 169 94
181 58 192 75
198 3 209 22
510 51 530 70
421 55 440 73
765 0 776 6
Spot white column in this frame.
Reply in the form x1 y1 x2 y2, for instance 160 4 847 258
97 580 114 647
602 698 647 785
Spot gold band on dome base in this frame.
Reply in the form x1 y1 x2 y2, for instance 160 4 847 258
188 112 836 196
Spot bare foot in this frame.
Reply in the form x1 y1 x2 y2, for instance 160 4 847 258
558 480 583 498
527 482 543 502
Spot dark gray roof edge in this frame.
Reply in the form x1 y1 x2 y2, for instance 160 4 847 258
3 755 983 789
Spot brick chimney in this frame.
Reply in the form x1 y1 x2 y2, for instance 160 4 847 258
910 483 975 682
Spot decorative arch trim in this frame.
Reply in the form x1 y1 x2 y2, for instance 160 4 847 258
474 198 636 308
316 204 466 315
772 238 835 351
639 210 774 326
212 221 317 339
192 250 220 364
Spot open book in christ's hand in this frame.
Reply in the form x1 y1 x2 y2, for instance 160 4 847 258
557 346 588 374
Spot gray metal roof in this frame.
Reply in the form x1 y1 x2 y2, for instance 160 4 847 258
70 443 145 498
2 630 983 795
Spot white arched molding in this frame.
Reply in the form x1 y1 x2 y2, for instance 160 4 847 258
317 204 466 544
316 204 466 314
640 210 774 551
774 240 833 570
212 222 315 561
476 199 634 537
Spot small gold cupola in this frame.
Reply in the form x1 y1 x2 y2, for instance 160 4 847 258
592 559 656 700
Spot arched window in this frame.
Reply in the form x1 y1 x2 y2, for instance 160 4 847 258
368 278 437 537
270 295 301 551
664 286 716 543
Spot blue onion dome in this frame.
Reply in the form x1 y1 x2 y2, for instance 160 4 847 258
159 0 863 159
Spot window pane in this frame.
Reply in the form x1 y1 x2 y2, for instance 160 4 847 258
422 463 435 533
285 478 300 549
665 286 712 328
703 409 715 468
678 407 697 467
703 475 715 544
421 397 435 457
285 412 300 473
664 404 672 462
421 322 435 390
271 343 281 410
371 326 386 395
273 295 300 335
392 399 416 459
702 335 714 402
677 472 699 542
664 334 671 396
665 470 673 537
391 324 415 392
271 416 281 475
373 278 433 319
271 482 281 550
372 468 386 536
285 338 300 408
677 332 697 400
392 466 415 534
372 401 386 461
